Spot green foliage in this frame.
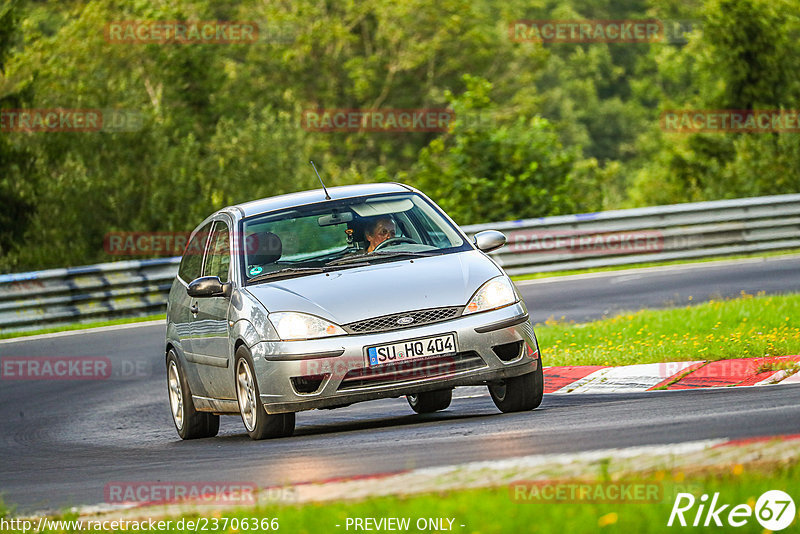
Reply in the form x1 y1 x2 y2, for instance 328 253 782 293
406 75 609 224
538 292 800 367
0 0 34 267
625 0 800 205
1 0 799 271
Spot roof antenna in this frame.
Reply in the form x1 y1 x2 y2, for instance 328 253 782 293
310 160 331 200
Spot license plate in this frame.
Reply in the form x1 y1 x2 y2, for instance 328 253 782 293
367 333 457 366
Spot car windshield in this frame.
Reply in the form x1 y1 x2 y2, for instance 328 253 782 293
240 192 469 283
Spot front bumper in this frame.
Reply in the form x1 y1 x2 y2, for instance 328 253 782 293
250 302 540 413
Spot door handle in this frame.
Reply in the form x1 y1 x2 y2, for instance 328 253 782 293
190 303 199 314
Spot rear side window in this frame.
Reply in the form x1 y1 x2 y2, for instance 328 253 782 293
178 222 212 283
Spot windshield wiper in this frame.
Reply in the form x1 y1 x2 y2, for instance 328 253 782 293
248 267 326 284
368 250 434 259
326 251 433 266
324 254 373 266
248 262 372 284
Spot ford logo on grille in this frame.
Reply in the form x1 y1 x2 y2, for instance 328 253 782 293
396 316 415 325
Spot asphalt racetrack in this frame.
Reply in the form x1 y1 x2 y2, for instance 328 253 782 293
2 255 799 512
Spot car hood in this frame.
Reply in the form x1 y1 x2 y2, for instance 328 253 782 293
244 250 504 325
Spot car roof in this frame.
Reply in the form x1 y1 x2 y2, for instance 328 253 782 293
230 183 415 218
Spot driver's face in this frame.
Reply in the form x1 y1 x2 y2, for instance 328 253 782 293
366 219 396 251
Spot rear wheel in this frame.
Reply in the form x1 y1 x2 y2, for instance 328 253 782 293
167 350 219 439
407 389 453 414
235 346 295 440
489 360 544 413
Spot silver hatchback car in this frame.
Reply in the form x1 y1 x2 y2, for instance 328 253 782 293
165 183 543 440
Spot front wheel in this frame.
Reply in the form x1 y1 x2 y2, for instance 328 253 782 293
488 362 544 413
407 389 453 414
235 346 295 440
167 350 219 439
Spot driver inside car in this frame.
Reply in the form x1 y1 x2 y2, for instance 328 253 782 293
364 216 397 253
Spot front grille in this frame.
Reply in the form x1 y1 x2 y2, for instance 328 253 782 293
344 307 462 334
337 351 486 390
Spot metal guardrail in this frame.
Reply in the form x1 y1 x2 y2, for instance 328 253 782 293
1 194 799 333
461 193 800 276
0 258 179 333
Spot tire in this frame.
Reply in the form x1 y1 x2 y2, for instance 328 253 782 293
167 350 219 439
407 389 453 414
235 346 295 440
488 360 544 413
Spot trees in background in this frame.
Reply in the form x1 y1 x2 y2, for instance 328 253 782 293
626 0 800 205
405 75 612 225
1 0 798 271
0 0 34 266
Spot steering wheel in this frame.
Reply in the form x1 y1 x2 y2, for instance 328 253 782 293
373 236 416 251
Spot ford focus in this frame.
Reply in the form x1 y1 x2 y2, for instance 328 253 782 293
165 183 543 440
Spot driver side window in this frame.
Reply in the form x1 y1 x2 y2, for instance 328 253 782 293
203 221 231 283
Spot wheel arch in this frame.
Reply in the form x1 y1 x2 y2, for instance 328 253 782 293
233 338 248 355
165 342 178 364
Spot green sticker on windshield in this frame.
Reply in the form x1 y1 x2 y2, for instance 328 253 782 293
249 266 263 276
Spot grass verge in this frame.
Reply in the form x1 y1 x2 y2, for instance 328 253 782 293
535 292 800 366
510 249 800 282
3 460 798 533
0 314 165 340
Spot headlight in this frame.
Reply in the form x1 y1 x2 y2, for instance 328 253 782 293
269 312 346 341
463 276 517 315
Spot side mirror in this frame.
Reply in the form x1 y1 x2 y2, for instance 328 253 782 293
473 230 507 253
187 276 232 298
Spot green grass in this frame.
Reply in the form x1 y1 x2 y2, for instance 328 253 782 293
3 460 798 533
536 292 800 366
511 248 800 282
0 314 166 340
